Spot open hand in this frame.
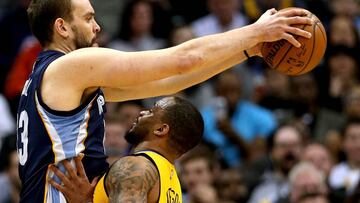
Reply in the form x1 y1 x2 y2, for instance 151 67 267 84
48 155 98 203
249 8 313 57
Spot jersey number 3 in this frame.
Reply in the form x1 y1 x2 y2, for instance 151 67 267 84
18 110 29 165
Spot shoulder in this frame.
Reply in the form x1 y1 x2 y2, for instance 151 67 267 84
104 156 160 202
108 155 158 176
106 155 160 191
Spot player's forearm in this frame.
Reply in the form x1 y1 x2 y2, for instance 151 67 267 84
103 52 248 102
174 24 261 71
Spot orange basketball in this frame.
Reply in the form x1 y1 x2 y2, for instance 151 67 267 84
261 8 327 76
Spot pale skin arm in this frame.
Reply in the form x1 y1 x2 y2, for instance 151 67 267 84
105 156 159 203
43 8 312 109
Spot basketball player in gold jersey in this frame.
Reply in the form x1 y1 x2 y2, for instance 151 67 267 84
50 96 204 202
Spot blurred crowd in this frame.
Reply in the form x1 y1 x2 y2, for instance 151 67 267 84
1 0 360 202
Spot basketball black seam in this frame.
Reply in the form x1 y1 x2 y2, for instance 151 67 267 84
273 13 314 71
317 22 327 44
296 21 317 74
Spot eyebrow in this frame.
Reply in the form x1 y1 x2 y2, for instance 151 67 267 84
83 11 95 18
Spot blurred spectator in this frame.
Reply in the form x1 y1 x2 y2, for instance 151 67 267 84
4 36 42 115
0 94 15 143
0 0 32 92
324 130 344 165
168 0 208 24
216 167 248 203
104 115 129 165
178 145 223 203
329 118 360 199
242 0 306 23
146 0 174 39
290 73 345 142
0 135 20 203
258 69 293 125
302 142 334 178
330 0 359 19
168 25 195 47
304 0 332 28
191 0 247 37
248 125 303 203
91 0 127 38
345 85 360 120
201 70 276 167
286 162 329 203
114 100 143 130
317 46 359 113
328 15 360 49
109 0 166 51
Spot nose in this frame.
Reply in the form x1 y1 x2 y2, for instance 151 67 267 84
94 19 101 33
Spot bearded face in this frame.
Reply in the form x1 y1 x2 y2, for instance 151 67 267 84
125 120 150 145
71 25 97 49
125 107 161 145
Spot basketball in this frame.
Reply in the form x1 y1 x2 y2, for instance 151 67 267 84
261 8 327 76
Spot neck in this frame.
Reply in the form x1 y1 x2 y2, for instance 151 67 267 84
134 142 178 163
45 42 74 54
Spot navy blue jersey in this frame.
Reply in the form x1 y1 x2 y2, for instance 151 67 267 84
17 50 109 203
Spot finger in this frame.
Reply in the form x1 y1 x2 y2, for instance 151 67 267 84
286 16 313 26
49 165 72 186
91 176 99 187
282 33 301 48
263 8 277 16
285 26 312 39
62 159 77 179
49 178 66 194
268 8 277 15
74 155 87 178
278 8 310 17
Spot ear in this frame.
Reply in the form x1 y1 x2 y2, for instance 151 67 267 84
54 18 69 38
153 124 169 137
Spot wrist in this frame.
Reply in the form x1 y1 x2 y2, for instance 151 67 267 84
248 23 263 46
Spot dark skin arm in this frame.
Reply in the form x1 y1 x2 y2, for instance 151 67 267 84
48 155 98 203
105 156 159 203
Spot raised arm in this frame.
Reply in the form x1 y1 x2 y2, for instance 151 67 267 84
103 9 314 101
105 156 159 203
43 8 312 108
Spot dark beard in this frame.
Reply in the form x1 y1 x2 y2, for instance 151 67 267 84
72 26 94 49
125 125 148 145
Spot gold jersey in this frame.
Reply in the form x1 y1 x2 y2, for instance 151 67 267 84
93 151 182 203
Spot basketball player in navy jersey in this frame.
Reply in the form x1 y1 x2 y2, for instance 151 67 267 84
17 0 312 202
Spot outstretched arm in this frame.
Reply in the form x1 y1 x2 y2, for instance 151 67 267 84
105 156 159 203
102 8 313 101
43 8 312 109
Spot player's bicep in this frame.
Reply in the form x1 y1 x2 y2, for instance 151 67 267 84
105 156 159 203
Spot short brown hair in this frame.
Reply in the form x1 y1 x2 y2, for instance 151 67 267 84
27 0 73 46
